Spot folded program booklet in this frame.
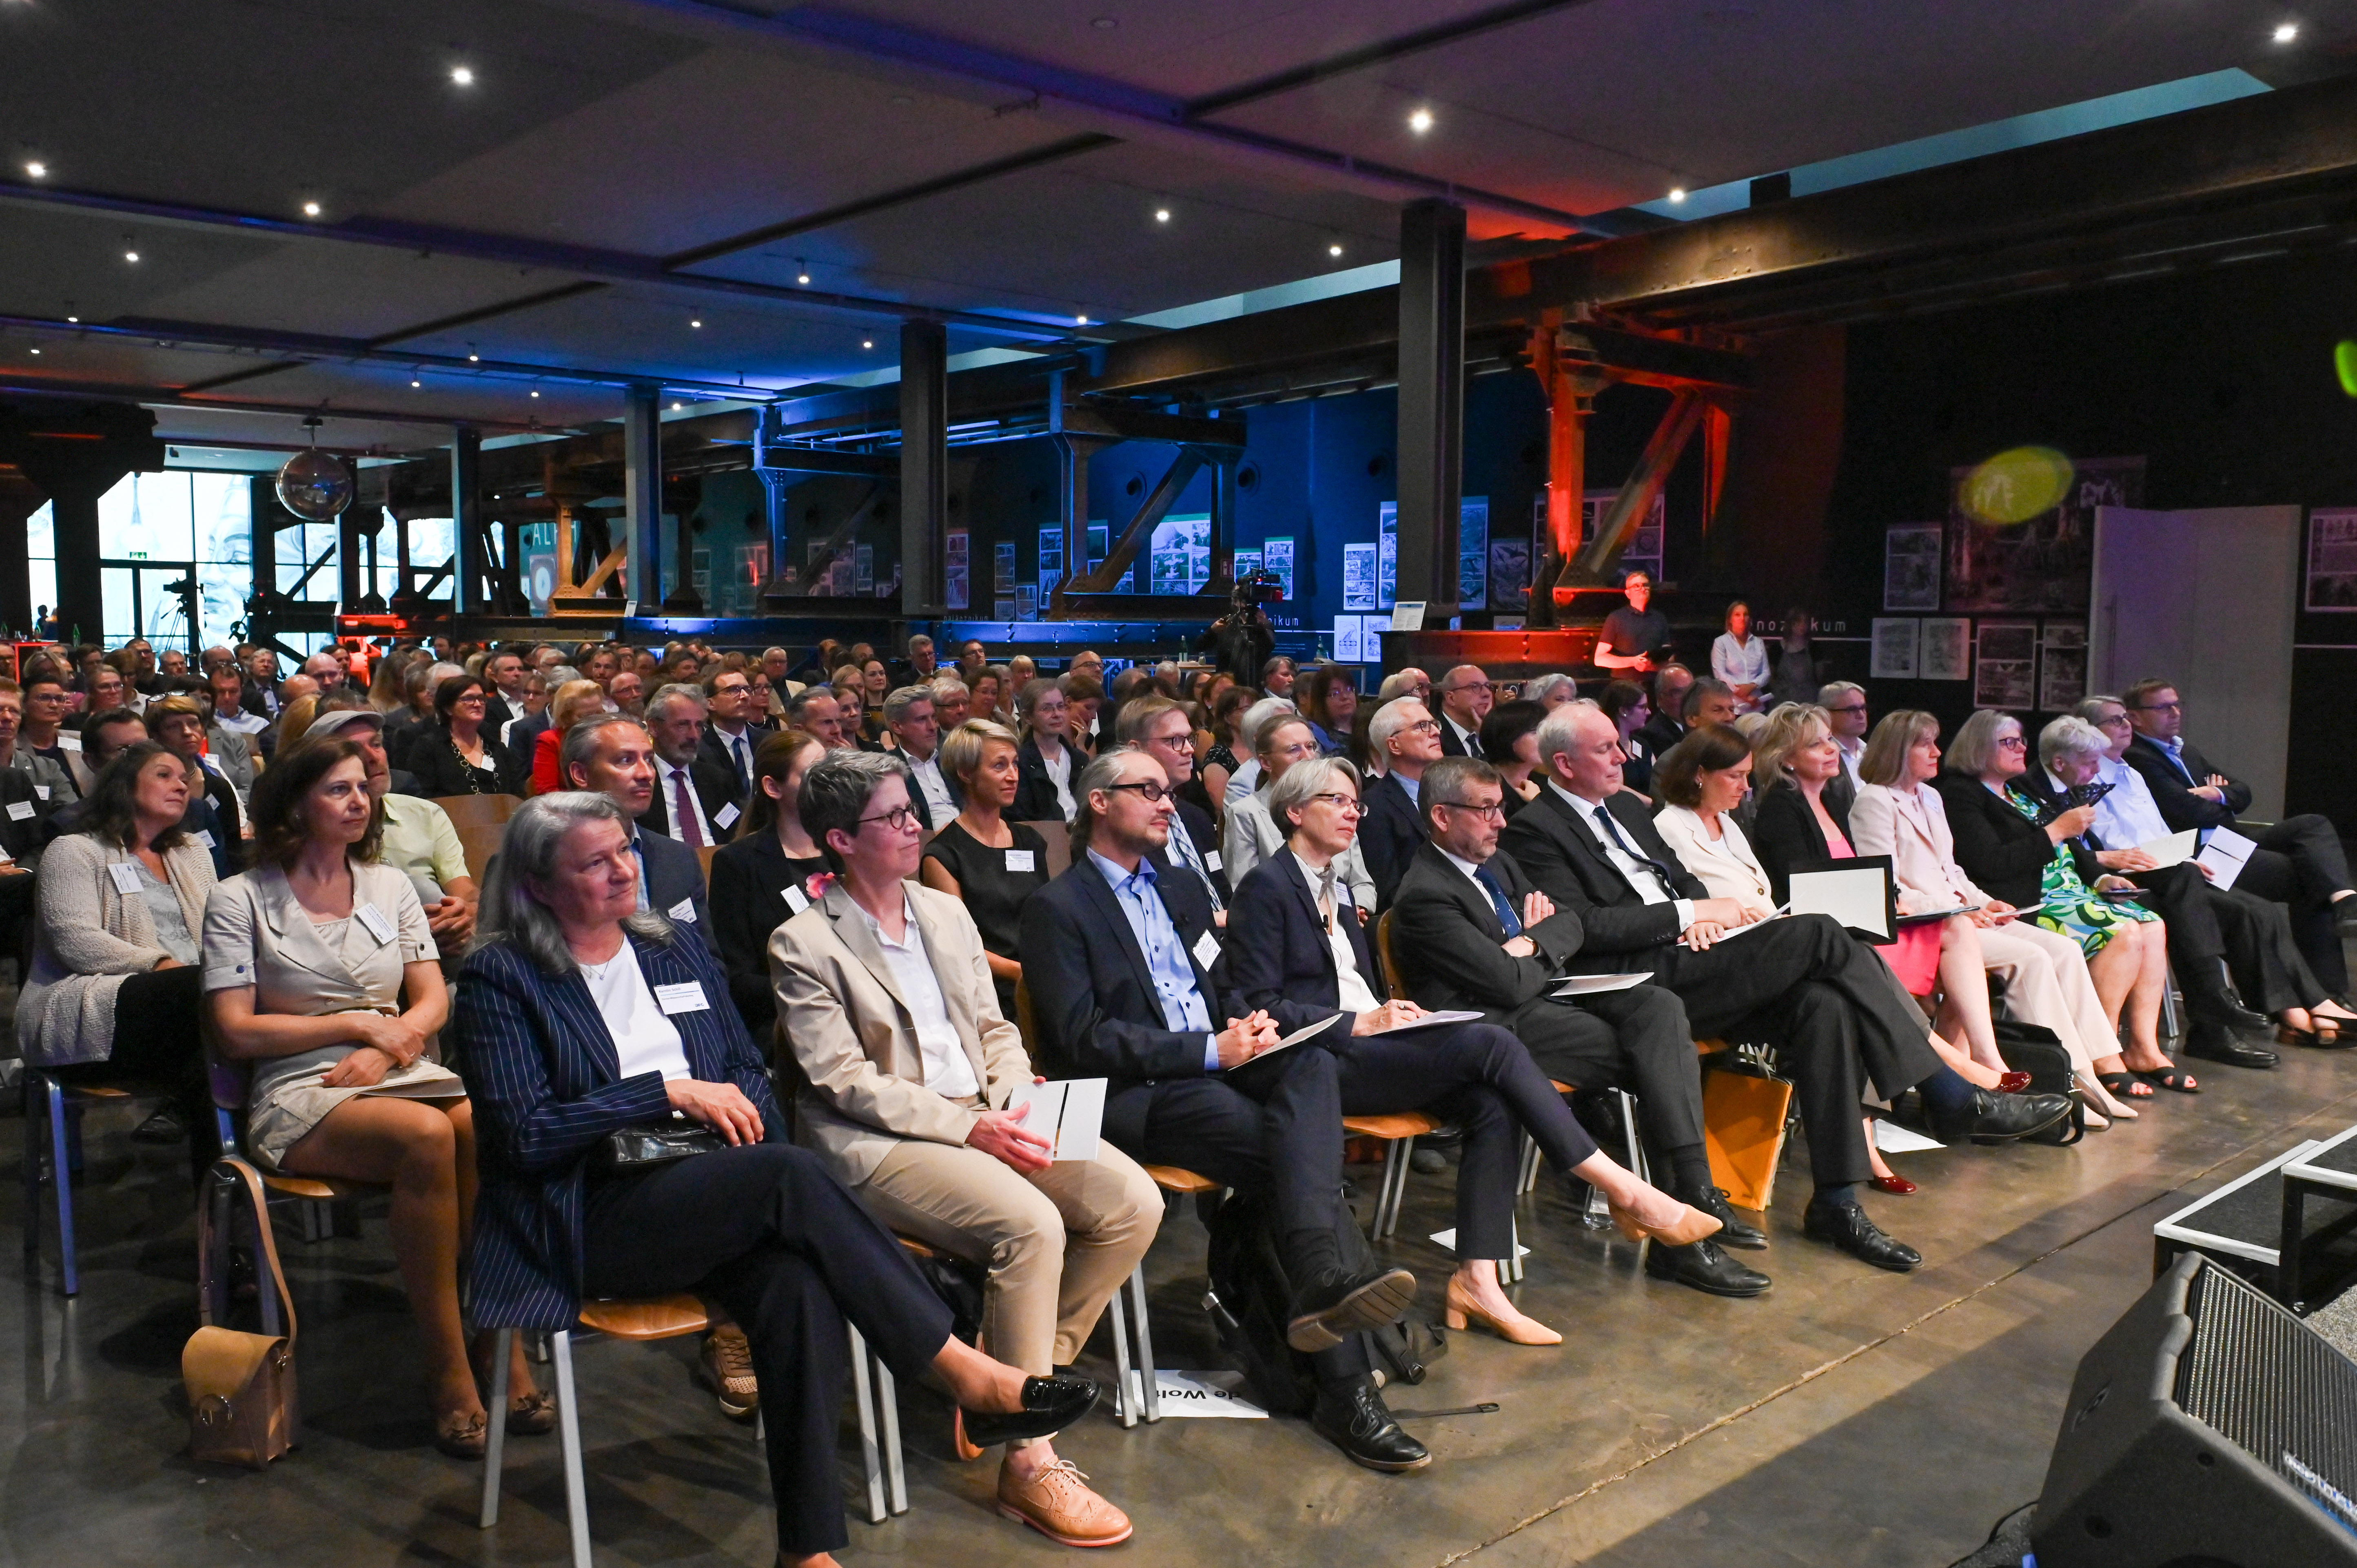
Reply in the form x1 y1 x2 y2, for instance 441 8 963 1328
1552 973 1653 997
1787 858 1896 941
1004 1078 1108 1162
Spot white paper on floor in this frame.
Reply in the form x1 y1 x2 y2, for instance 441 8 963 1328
1430 1228 1531 1258
1122 1369 1269 1417
1872 1119 1945 1153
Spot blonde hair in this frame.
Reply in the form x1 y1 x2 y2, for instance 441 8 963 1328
939 717 1020 786
549 678 607 734
1752 702 1828 785
1859 709 1940 788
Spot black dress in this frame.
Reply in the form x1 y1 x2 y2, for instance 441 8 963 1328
707 829 832 1036
922 818 1050 1023
407 725 517 797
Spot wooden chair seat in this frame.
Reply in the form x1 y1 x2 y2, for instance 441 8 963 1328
577 1293 711 1341
259 1173 355 1202
1551 1079 1575 1095
1144 1164 1219 1194
1341 1111 1439 1142
56 1081 138 1099
456 822 507 884
432 793 521 833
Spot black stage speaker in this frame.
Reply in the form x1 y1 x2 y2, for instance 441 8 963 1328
2034 1254 2357 1566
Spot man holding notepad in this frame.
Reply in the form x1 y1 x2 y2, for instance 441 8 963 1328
772 749 1157 1549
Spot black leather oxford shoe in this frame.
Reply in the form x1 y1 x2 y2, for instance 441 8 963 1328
1311 1376 1430 1472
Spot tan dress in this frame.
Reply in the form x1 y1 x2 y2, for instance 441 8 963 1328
200 859 450 1168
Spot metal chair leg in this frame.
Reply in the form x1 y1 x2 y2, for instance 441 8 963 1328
551 1331 590 1568
1108 1279 1137 1428
47 1076 77 1297
874 1353 906 1517
1517 1132 1541 1196
21 1074 42 1261
479 1327 513 1529
1502 1218 1523 1284
1376 1137 1413 1238
847 1324 887 1525
1130 1267 1160 1424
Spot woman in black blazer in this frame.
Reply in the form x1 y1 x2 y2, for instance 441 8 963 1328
1009 678 1080 823
707 729 830 1036
406 674 520 798
454 793 1092 1566
1222 754 1722 1346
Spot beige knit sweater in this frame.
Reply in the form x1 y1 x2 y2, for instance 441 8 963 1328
18 832 216 1067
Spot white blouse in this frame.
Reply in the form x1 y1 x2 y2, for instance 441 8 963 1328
1654 804 1777 919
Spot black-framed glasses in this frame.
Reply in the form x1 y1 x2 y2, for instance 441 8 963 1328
1433 799 1506 821
855 804 920 832
1102 780 1172 803
2131 700 2182 712
1406 718 1443 734
1442 681 1495 695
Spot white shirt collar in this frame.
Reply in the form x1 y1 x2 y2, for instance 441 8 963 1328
1439 846 1488 887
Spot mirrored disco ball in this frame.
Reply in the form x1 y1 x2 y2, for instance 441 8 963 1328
276 448 354 521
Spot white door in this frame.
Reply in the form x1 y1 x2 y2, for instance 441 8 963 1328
2089 505 2299 818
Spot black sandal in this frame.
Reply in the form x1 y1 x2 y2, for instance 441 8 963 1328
2095 1071 2154 1099
2130 1066 2200 1094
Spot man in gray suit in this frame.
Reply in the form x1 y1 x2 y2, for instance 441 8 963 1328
560 714 714 948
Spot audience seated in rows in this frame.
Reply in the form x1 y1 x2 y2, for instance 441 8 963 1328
1013 678 1081 822
1224 709 1375 910
712 729 831 1036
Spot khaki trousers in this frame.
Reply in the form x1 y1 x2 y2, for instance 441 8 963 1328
855 1136 1162 1402
1980 921 2115 1072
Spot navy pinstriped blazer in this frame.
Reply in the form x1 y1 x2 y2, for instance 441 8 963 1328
454 930 781 1330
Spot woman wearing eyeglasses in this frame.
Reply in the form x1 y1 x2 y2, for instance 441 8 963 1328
1224 755 1721 1344
1222 710 1375 911
1010 678 1079 823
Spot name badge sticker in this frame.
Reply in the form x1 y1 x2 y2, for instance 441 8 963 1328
715 802 741 831
1192 929 1222 969
1005 848 1036 873
6 800 34 821
1204 851 1223 873
33 785 49 800
56 732 81 752
668 897 698 923
192 829 217 849
107 861 144 895
356 902 395 944
783 884 812 914
654 981 710 1015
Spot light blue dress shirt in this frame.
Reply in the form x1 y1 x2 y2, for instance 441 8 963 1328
1089 848 1220 1070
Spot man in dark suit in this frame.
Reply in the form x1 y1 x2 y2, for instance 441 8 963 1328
1118 697 1229 912
883 684 962 833
2122 678 2357 984
1020 748 1426 1473
1498 703 2074 1272
1632 663 1692 761
562 713 716 948
700 667 762 806
1432 665 1492 759
481 647 532 734
887 633 940 692
642 685 742 847
1388 756 1771 1296
1357 697 1441 910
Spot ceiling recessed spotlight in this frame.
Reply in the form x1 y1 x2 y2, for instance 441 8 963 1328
672 401 683 411
64 315 77 323
861 339 874 349
1668 187 1687 203
123 249 139 262
410 378 422 387
1077 314 1089 324
1328 243 1344 257
1092 15 1117 27
2274 20 2300 41
450 64 475 85
28 348 39 355
302 200 322 217
1408 107 1434 134
529 389 541 398
1154 207 1170 222
798 272 810 285
690 318 702 328
467 352 479 362
24 160 47 179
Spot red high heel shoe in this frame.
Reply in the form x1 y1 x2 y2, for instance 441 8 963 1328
1995 1071 2032 1094
1871 1174 1919 1196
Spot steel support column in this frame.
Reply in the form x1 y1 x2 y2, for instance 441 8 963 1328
50 492 102 642
622 385 663 615
1396 198 1466 617
451 424 482 615
0 481 36 635
898 319 948 617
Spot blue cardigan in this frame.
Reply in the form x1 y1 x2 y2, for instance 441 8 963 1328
454 932 780 1330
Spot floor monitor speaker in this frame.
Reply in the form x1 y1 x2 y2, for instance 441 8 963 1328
2035 1253 2357 1566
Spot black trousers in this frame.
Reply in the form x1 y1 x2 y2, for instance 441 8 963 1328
2237 815 2353 992
581 1143 956 1557
1103 1047 1370 1379
50 965 208 1121
2210 885 2328 1014
1500 984 1705 1175
2124 862 2225 965
1332 1020 1601 1259
1626 915 1940 1189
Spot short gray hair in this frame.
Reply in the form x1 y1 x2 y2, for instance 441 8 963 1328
559 713 650 788
1947 709 2020 777
472 792 673 974
798 749 910 870
2075 694 2126 723
1522 673 1577 706
2040 715 2109 768
1364 696 1426 760
882 684 934 724
1069 746 1150 863
1267 754 1359 838
1533 698 1604 774
926 674 970 704
645 682 706 724
1818 680 1865 708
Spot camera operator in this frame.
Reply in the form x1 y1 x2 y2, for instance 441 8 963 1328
1198 568 1279 683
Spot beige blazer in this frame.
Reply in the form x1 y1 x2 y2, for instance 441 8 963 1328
1847 782 1989 915
770 881 1031 1185
1654 804 1776 918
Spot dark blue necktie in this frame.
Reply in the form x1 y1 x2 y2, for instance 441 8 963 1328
1474 864 1522 937
1592 803 1681 898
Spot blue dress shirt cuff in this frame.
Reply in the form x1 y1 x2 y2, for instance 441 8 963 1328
1202 1034 1222 1073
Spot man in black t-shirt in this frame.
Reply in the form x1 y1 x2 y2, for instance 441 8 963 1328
1594 569 1671 675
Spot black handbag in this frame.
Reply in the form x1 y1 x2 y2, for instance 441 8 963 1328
594 1113 730 1173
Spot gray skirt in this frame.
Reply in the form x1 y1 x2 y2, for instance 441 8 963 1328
245 1043 464 1170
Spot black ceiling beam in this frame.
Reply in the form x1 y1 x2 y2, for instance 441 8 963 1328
0 374 579 433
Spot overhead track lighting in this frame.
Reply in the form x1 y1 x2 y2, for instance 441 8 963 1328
1669 188 1687 203
302 200 322 217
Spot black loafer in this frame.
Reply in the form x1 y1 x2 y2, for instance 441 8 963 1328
2333 899 2357 937
1929 1088 2075 1145
1310 1377 1430 1472
1286 1265 1417 1353
961 1374 1101 1448
1802 1199 1920 1273
1687 1185 1768 1250
1643 1239 1772 1297
2182 1024 2279 1070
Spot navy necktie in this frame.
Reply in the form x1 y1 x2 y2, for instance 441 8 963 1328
1474 864 1522 938
1591 802 1681 897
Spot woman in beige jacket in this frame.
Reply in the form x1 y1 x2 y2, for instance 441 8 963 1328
772 750 1157 1550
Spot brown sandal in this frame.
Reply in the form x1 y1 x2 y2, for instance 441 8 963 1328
434 1408 488 1459
506 1389 558 1435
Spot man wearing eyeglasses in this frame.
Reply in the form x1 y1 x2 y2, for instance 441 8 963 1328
1434 665 1493 759
2120 678 2357 981
563 713 715 946
1388 754 1769 1299
1021 748 1430 1473
1359 697 1444 909
1818 681 1869 812
1117 696 1230 913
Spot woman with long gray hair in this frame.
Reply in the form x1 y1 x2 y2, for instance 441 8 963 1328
454 792 1088 1568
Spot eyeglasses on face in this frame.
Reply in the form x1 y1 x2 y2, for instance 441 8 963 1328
1443 681 1495 695
1433 799 1506 821
2132 700 2182 712
1826 703 1867 715
1102 779 1173 804
1406 718 1443 734
1996 735 2027 749
854 804 920 833
1304 792 1368 816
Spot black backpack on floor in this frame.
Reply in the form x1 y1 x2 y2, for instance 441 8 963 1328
1991 1019 2086 1146
1202 1183 1443 1415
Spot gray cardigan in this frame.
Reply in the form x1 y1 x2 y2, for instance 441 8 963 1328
18 832 216 1066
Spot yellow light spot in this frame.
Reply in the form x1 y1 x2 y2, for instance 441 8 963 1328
1959 447 2075 527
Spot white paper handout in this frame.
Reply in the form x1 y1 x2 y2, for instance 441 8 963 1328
1431 1228 1531 1259
1006 1078 1108 1162
1871 1119 1945 1154
1710 910 1785 940
2195 826 2257 891
1552 972 1653 997
1788 864 1894 941
1123 1368 1268 1418
2133 828 2199 869
1225 1010 1345 1072
1374 1009 1486 1034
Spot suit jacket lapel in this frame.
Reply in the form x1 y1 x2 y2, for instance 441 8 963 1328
1073 860 1162 1009
1277 850 1339 983
820 882 914 1017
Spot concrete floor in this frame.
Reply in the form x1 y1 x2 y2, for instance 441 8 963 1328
7 1045 2357 1568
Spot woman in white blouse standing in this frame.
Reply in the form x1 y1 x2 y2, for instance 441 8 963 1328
1846 711 2140 1126
204 737 542 1457
1711 601 1772 716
